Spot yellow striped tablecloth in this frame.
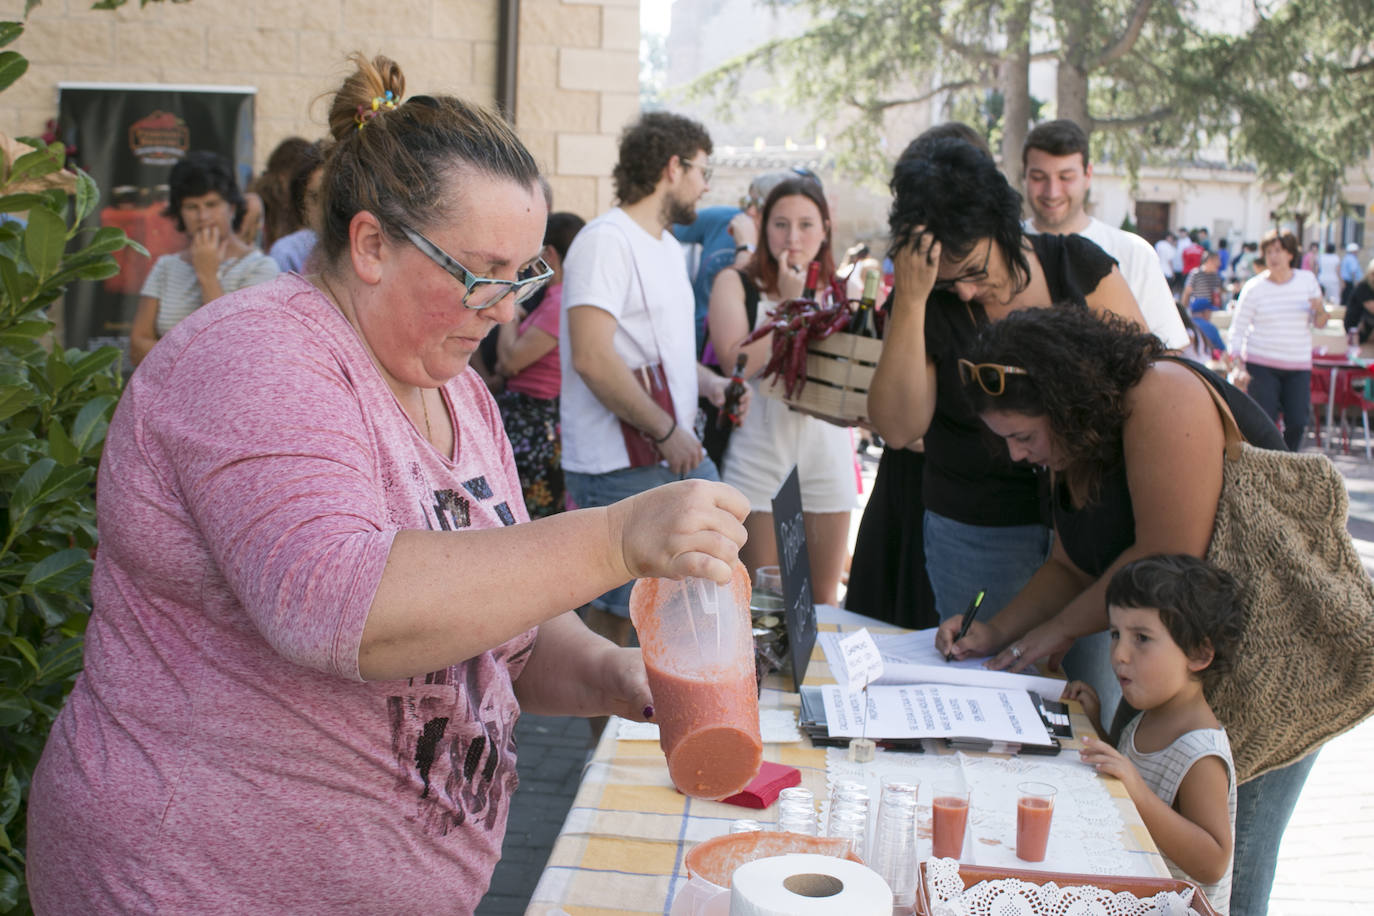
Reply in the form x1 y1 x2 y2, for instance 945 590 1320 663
524 619 1167 915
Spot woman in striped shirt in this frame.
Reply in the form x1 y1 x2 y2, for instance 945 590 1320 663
1227 228 1327 451
129 151 278 366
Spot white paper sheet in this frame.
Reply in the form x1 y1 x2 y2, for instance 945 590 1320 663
818 683 1055 745
819 628 1068 701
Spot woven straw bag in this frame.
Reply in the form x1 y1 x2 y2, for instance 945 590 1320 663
1189 367 1374 782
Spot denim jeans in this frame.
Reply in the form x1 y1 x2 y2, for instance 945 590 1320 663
922 510 1052 623
1063 630 1120 735
564 458 720 617
1230 750 1319 915
1244 362 1310 452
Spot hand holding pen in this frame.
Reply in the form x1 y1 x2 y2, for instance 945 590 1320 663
944 589 986 662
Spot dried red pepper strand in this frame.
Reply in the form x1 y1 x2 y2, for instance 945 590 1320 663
787 331 810 398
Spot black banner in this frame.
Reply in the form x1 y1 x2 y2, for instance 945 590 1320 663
54 84 255 351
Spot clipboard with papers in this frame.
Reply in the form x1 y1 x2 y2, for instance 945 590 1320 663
805 628 1074 755
798 683 1066 755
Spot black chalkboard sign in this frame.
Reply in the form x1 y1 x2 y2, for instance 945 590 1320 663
771 466 817 690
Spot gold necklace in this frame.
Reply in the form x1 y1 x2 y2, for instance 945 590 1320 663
419 390 432 442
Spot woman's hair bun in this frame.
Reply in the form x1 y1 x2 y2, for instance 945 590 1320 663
327 53 407 141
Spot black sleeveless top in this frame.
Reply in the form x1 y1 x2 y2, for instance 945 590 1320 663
1052 358 1286 577
923 233 1117 526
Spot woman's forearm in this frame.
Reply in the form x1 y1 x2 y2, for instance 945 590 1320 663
513 613 646 718
984 554 1091 648
867 286 936 447
357 479 746 681
358 508 629 680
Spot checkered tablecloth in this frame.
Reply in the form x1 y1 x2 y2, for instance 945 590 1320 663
525 616 1167 915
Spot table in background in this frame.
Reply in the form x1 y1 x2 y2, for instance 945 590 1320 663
1312 354 1373 454
524 608 1167 916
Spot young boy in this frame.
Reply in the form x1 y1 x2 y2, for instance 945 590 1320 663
1064 554 1244 914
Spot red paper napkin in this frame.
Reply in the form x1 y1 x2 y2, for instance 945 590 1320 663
718 761 801 809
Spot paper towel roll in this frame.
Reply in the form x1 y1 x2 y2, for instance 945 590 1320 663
729 854 892 915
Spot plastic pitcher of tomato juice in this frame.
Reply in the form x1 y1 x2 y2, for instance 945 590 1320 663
628 563 762 799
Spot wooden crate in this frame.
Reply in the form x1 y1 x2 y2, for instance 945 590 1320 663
764 331 884 425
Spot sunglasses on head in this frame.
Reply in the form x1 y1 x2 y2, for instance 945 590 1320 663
958 359 1029 396
740 167 825 210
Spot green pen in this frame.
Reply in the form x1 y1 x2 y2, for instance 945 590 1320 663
945 589 986 663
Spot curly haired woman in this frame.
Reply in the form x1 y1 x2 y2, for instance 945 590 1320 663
932 306 1312 915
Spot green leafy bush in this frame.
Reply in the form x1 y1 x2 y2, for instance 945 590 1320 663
0 21 142 913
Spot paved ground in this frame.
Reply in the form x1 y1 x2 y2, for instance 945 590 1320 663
477 435 1374 916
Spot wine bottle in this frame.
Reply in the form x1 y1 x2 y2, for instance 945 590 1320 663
717 354 749 430
802 260 821 300
848 268 880 336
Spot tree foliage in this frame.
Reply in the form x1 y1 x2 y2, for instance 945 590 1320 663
0 20 141 914
686 0 1374 215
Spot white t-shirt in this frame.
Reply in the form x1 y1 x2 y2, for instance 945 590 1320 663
1228 269 1324 370
1024 218 1188 349
141 250 280 336
1318 252 1341 284
1154 237 1176 278
559 207 699 474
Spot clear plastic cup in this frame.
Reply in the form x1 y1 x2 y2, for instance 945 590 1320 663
1016 782 1057 862
870 794 918 905
878 777 920 825
629 565 762 800
778 803 818 835
931 783 970 860
827 808 868 859
754 565 782 596
777 786 818 834
825 782 869 836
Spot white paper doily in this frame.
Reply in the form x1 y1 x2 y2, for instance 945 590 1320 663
925 858 1196 916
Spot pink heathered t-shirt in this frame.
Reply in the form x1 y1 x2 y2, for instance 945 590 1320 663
26 273 536 914
503 283 562 400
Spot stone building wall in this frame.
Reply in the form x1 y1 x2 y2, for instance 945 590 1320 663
0 0 637 219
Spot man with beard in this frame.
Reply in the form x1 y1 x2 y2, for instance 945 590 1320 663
560 111 744 646
1021 119 1188 349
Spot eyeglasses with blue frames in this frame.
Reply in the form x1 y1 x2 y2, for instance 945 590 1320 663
399 224 553 310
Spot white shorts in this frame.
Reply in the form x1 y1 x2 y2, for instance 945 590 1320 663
722 387 858 513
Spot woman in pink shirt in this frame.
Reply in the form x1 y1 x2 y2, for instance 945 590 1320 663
25 53 746 915
495 211 585 517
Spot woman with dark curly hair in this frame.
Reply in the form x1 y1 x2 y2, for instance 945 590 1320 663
865 135 1150 632
129 150 279 365
934 306 1312 916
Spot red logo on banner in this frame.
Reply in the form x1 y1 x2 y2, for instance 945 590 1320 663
128 110 189 165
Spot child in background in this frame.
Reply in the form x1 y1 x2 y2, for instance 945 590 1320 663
1064 555 1242 914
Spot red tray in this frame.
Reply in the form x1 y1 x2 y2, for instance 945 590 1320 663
916 863 1220 915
